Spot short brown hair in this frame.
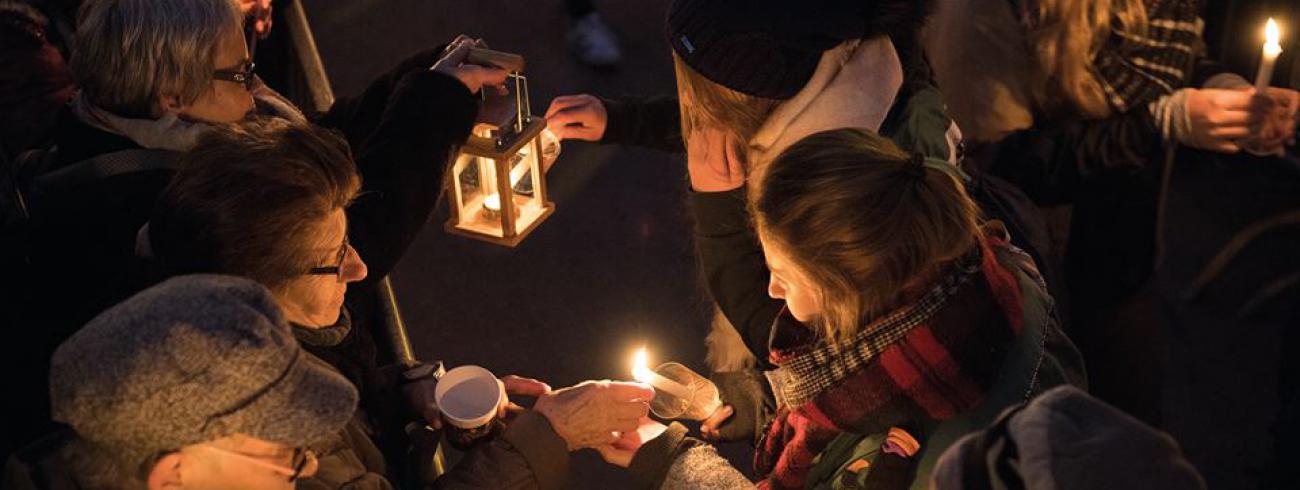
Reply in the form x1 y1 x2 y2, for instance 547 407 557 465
751 128 983 343
150 117 361 290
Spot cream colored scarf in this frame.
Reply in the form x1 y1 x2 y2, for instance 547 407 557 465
747 37 905 169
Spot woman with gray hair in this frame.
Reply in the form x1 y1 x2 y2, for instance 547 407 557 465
13 0 507 466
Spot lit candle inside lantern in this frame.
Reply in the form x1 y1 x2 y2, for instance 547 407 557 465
1255 18 1282 91
480 153 531 217
483 194 501 212
632 347 691 399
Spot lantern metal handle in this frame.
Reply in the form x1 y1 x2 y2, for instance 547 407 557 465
511 73 530 134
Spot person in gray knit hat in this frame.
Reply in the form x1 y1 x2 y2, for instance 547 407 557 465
2 274 359 490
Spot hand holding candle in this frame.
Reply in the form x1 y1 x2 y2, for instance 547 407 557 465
1244 18 1298 156
631 346 722 420
632 347 691 398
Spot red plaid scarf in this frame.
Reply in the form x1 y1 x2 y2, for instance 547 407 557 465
755 236 1024 489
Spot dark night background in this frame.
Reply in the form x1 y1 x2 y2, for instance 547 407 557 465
298 0 1300 487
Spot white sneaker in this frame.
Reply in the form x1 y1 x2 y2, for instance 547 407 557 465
567 12 623 67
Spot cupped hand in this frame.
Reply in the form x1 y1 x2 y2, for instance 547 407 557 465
686 127 747 192
534 380 654 451
698 405 735 442
596 417 669 468
545 94 608 141
1243 87 1300 155
497 374 552 424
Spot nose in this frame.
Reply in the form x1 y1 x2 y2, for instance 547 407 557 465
768 275 785 300
341 245 368 283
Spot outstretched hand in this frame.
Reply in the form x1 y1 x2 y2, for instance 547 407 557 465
545 94 608 141
534 380 654 451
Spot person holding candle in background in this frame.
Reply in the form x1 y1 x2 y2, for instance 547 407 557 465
921 0 1300 424
596 128 1084 489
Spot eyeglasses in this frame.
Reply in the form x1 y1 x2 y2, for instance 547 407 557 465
213 61 256 90
199 445 315 482
306 235 350 279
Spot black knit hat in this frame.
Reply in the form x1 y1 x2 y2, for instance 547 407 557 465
666 0 932 99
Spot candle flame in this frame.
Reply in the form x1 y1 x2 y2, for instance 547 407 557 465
632 347 651 383
1266 18 1280 46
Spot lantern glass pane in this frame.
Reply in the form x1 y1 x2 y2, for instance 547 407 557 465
506 138 545 235
453 153 507 237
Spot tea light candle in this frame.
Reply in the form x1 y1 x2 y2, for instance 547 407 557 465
483 194 501 212
632 347 691 399
1255 18 1282 91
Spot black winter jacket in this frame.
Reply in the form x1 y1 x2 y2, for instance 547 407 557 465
7 48 484 482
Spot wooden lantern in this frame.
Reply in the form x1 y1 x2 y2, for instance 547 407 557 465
445 48 554 247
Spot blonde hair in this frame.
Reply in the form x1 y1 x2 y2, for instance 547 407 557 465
1027 0 1148 118
673 53 781 151
751 129 984 343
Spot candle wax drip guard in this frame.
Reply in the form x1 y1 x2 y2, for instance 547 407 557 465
647 362 723 421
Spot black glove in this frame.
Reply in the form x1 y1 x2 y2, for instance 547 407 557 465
708 369 776 444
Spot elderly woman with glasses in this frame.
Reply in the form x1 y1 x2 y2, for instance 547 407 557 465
142 118 653 490
24 0 505 345
16 0 507 455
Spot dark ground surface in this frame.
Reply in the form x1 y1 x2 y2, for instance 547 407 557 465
305 1 1300 488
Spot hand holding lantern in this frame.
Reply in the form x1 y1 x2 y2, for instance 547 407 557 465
445 47 556 247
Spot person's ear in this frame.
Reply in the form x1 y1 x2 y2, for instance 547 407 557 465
156 92 186 115
146 452 184 490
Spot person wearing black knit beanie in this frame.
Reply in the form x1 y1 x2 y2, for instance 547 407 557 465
544 0 973 372
540 0 1079 488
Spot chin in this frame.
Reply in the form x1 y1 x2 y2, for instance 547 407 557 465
788 309 815 323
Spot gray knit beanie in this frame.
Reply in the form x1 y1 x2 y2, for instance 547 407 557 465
665 0 934 99
49 274 358 456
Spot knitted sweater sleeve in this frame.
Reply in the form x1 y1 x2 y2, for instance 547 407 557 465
628 423 752 490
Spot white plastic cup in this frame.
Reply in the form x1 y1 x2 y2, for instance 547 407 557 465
435 365 506 448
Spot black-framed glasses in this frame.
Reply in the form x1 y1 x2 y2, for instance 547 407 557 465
306 235 350 279
214 61 256 89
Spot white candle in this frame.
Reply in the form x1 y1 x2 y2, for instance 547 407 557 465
1255 18 1283 91
483 194 501 212
632 347 691 399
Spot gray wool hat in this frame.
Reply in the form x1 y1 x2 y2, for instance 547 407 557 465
49 274 358 456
